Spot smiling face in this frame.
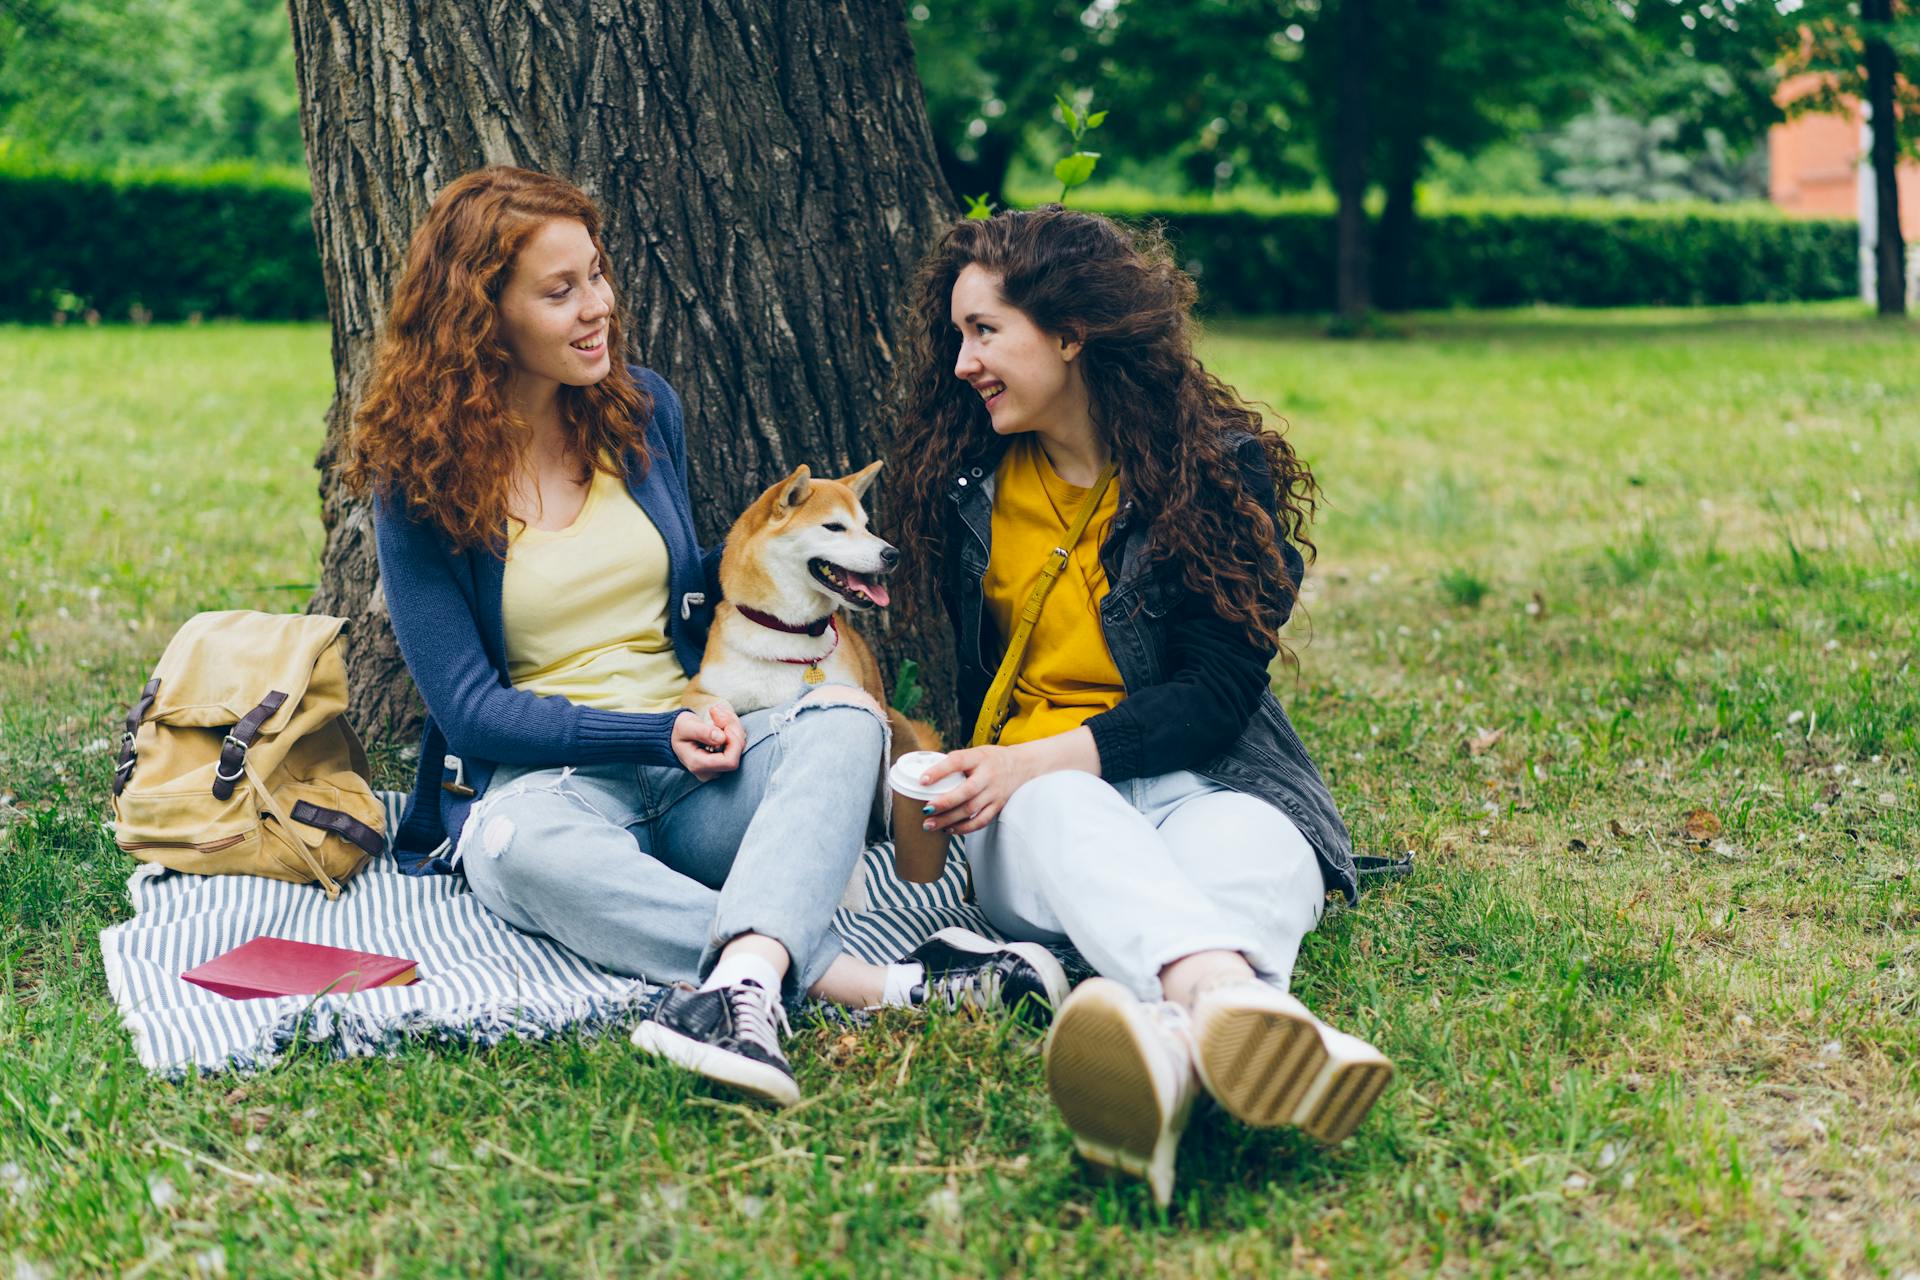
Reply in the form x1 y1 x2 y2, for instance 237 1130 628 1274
495 218 615 396
949 263 1085 438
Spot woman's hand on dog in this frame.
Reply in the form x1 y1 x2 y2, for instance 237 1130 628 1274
672 702 745 778
918 728 1101 836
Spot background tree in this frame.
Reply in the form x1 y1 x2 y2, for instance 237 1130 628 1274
0 0 302 167
287 0 956 742
910 0 1320 207
907 0 1112 205
1859 0 1913 314
1282 0 1628 316
1327 0 1372 326
1095 2 1313 195
1365 1 1627 310
1539 99 1767 203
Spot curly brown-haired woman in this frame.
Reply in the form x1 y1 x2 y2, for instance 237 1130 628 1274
887 206 1393 1205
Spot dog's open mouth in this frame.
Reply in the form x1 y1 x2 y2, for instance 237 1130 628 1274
809 559 891 609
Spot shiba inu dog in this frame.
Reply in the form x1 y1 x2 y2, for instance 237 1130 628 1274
683 461 937 763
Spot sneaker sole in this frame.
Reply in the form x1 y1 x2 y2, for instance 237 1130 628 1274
1044 981 1187 1206
1192 996 1329 1128
631 1020 800 1108
1194 999 1393 1143
923 927 1072 1020
1295 1055 1394 1145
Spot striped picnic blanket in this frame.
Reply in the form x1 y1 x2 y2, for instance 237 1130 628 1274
99 792 992 1078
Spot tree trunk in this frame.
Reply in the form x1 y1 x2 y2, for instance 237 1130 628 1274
934 129 1018 210
1332 0 1372 327
1863 0 1907 317
1374 144 1420 313
1373 0 1437 315
289 0 958 747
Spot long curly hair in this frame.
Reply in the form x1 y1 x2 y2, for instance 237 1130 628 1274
341 166 651 550
886 206 1319 650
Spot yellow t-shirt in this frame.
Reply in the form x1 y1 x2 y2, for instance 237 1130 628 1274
981 435 1126 745
501 464 689 712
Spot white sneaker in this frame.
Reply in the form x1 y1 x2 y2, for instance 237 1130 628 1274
1190 981 1392 1144
1043 978 1198 1208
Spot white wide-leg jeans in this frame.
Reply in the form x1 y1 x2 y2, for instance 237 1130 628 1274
963 769 1327 1002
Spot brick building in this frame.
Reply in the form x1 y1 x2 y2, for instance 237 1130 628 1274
1769 72 1919 299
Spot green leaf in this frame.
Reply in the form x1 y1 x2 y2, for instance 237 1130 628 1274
1053 152 1099 189
1054 93 1079 134
1084 110 1108 130
962 192 995 220
890 659 924 716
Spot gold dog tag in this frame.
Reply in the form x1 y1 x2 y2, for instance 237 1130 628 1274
802 664 826 686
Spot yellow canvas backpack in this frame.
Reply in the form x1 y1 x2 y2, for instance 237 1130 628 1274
109 611 385 899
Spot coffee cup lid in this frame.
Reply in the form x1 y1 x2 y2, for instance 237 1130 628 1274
888 750 963 801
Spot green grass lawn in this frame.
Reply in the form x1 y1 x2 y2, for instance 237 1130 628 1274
2 308 1916 1276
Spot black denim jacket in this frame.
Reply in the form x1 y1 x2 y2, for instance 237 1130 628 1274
937 432 1359 903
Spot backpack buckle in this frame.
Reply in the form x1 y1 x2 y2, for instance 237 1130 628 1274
114 731 138 776
214 735 248 783
211 733 250 799
111 676 161 798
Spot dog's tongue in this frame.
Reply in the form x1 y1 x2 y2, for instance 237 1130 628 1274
846 571 890 607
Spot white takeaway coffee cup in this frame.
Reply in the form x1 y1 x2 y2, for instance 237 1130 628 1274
887 750 963 884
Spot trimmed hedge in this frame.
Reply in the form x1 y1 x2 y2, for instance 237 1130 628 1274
0 162 326 323
1144 203 1858 311
0 164 1857 322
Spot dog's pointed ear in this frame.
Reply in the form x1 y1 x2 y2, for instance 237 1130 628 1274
842 460 883 501
774 464 813 514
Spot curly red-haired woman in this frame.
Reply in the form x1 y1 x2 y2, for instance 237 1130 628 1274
887 207 1393 1203
347 167 1054 1106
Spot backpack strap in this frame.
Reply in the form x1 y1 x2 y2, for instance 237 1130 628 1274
1353 851 1415 885
211 691 289 802
290 801 387 859
242 755 343 899
111 677 162 797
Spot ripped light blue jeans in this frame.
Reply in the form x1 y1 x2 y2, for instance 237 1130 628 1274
457 688 886 1003
963 769 1328 1003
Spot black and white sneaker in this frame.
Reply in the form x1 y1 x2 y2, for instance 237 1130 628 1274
901 927 1072 1025
631 979 799 1107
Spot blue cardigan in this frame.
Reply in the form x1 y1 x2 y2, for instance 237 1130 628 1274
374 368 722 874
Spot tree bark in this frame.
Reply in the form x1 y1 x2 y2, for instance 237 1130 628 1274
288 0 958 747
1863 0 1907 317
1332 0 1373 328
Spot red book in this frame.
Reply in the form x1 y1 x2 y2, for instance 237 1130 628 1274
181 936 420 1000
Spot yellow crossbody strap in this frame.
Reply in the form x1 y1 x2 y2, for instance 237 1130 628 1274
970 462 1118 747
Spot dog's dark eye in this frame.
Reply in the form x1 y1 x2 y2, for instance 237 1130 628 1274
823 522 846 532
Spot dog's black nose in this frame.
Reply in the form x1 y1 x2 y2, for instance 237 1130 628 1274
880 544 900 569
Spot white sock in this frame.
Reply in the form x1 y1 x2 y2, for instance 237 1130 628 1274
701 952 782 996
880 963 925 1007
